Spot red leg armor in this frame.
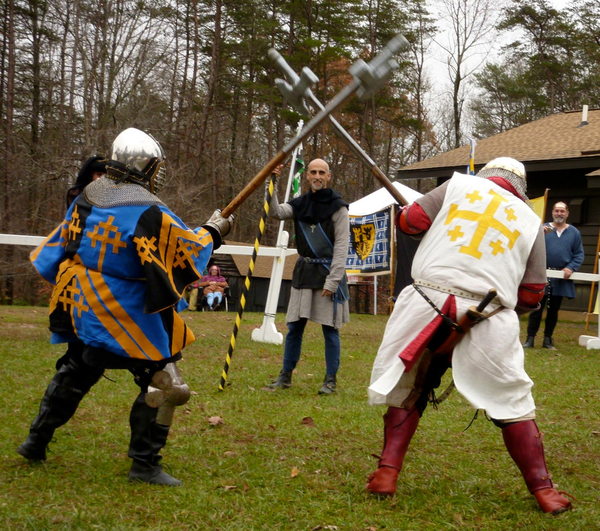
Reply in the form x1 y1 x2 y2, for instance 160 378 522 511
366 406 420 496
502 420 572 515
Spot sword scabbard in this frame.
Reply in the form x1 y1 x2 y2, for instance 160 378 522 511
433 288 498 355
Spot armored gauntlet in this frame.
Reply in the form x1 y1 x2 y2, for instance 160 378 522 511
203 209 234 249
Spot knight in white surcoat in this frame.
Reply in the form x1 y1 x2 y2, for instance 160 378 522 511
366 157 573 515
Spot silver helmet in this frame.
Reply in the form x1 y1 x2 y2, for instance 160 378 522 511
106 128 166 194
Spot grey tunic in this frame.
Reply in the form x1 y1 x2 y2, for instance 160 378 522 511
269 191 350 329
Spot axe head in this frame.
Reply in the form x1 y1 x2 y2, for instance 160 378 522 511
275 78 311 116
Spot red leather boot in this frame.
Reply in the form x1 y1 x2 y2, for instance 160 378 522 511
367 406 420 496
502 420 572 515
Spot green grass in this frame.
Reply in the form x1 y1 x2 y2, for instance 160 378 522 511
1 307 599 530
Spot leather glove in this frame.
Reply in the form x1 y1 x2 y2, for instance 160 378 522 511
202 209 234 250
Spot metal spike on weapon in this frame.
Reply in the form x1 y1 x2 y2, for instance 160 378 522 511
349 41 401 101
219 172 279 391
274 67 319 117
220 32 409 219
269 48 409 207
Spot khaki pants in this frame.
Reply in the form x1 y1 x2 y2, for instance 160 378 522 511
188 288 199 311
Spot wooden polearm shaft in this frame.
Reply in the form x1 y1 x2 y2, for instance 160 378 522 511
312 97 408 207
220 32 408 218
220 81 358 219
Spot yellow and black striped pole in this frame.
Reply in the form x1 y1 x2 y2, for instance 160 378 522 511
219 172 278 391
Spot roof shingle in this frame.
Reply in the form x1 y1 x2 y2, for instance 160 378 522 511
399 109 600 176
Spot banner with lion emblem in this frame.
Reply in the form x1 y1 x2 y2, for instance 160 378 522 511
346 208 391 274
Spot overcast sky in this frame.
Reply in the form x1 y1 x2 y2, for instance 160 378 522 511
424 0 573 141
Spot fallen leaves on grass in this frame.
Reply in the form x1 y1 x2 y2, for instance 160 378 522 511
301 417 315 427
207 416 224 426
291 466 299 478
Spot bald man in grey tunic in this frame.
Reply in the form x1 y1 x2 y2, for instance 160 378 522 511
268 159 350 394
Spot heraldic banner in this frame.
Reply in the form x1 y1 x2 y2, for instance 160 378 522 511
346 208 391 274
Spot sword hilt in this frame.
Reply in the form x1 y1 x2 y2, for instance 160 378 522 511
467 288 498 321
476 288 498 313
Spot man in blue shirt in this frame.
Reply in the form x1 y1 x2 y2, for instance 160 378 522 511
524 202 584 349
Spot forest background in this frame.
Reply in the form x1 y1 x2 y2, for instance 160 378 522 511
1 0 599 305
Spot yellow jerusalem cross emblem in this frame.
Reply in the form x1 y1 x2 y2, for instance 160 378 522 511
444 189 521 259
86 215 127 270
69 207 83 241
352 223 375 260
57 278 89 317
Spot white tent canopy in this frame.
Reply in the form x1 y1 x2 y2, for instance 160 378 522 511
349 181 422 216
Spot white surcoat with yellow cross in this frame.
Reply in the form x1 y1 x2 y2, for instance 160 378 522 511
369 173 542 420
412 173 540 309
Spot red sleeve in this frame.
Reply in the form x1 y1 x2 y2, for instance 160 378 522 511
517 283 546 311
396 203 432 235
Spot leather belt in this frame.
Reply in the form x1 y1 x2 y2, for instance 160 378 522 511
413 279 501 306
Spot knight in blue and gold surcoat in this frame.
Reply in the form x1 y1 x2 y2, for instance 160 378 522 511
18 127 233 487
32 194 212 361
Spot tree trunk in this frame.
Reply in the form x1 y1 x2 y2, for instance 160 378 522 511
197 0 221 170
1 0 16 304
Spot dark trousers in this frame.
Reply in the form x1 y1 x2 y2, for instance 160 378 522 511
282 318 341 376
527 293 563 339
22 345 170 452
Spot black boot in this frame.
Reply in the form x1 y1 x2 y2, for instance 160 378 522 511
542 337 557 350
128 394 182 486
268 370 293 389
318 374 337 395
17 354 103 461
523 336 535 348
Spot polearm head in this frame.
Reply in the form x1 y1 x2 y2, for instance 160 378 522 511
349 33 409 101
269 49 318 117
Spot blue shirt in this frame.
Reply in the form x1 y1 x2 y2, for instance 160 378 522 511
544 224 584 299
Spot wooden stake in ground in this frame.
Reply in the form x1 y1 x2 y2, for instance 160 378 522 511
585 226 600 332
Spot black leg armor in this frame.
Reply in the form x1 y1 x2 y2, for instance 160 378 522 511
17 347 104 461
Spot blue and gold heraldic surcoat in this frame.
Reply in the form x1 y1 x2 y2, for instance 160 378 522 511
30 198 213 361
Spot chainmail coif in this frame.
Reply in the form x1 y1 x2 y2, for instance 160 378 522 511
477 167 532 207
84 177 165 208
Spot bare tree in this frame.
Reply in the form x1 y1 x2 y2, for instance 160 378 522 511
1 0 16 303
435 0 498 149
